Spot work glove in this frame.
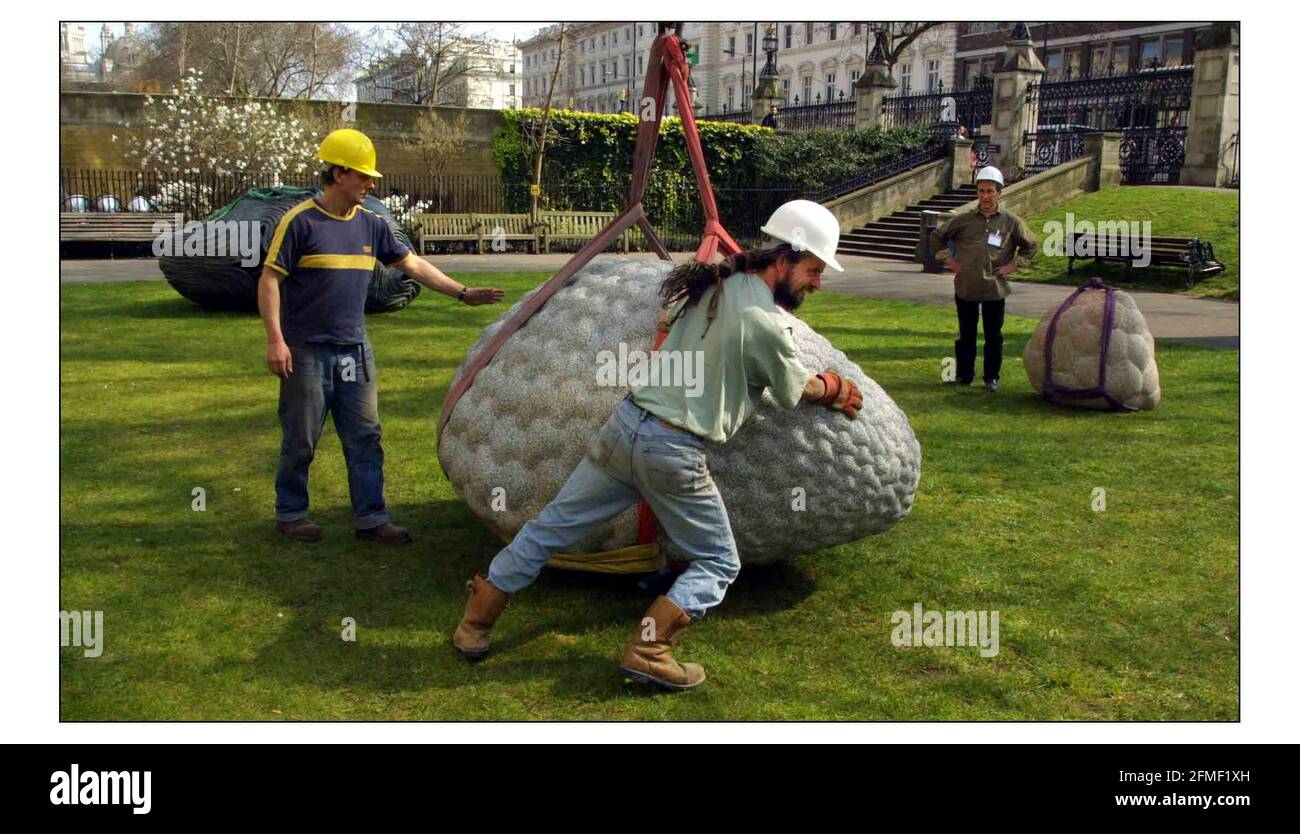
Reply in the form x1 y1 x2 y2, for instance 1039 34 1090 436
815 371 863 420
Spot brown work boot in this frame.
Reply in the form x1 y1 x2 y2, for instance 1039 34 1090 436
453 574 511 661
619 596 706 690
355 521 412 545
277 518 322 543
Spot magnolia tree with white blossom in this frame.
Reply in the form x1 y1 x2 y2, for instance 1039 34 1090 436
122 69 322 214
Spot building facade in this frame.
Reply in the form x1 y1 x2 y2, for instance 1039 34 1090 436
519 22 959 116
955 22 1213 85
356 38 521 108
60 23 146 89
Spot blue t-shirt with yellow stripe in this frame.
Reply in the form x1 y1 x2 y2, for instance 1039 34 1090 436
266 198 411 344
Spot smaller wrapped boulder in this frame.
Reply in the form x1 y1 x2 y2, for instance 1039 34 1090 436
1023 277 1160 412
159 186 420 314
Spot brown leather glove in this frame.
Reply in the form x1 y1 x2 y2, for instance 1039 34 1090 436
815 371 863 419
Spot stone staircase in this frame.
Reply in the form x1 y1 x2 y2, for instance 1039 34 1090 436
837 184 978 262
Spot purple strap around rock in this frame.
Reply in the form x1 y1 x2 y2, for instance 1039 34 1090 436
1042 276 1138 413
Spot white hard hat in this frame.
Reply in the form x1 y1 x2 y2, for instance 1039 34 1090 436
760 199 844 272
975 166 1005 187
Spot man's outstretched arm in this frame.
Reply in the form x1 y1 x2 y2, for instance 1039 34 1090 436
391 253 505 306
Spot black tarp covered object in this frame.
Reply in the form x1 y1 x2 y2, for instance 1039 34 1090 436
158 186 421 314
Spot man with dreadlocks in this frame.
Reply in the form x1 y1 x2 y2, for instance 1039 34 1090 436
451 200 863 690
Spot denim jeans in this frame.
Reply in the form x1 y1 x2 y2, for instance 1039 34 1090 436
274 340 390 530
488 397 741 619
955 296 1006 384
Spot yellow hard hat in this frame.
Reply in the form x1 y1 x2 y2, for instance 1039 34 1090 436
316 128 382 178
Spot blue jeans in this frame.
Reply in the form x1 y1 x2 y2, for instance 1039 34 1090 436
274 340 390 530
488 397 741 619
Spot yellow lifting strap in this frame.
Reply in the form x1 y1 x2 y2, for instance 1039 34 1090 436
495 532 666 575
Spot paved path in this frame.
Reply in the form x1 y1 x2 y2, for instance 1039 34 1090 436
60 252 1239 349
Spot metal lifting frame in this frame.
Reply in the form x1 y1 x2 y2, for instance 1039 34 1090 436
437 23 740 446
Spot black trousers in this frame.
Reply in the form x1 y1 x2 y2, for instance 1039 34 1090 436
954 296 1006 384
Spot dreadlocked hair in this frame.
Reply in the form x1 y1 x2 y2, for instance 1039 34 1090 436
658 242 800 334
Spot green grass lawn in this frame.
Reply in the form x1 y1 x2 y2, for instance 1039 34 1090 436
60 271 1239 720
1015 186 1239 300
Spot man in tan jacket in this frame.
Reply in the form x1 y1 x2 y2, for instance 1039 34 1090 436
930 166 1037 392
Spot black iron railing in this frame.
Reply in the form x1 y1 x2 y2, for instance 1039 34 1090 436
882 76 993 134
1026 65 1193 131
802 137 948 204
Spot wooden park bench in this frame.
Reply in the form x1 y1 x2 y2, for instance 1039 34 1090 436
60 212 162 243
415 213 481 254
536 210 629 254
473 213 542 254
1067 234 1225 289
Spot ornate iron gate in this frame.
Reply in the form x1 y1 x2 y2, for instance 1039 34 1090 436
1023 65 1194 184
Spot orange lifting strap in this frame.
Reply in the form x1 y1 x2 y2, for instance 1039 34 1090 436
438 23 743 571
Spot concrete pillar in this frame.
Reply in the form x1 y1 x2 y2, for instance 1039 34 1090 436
1181 23 1240 187
1083 132 1122 190
989 34 1045 181
853 60 896 130
949 137 973 189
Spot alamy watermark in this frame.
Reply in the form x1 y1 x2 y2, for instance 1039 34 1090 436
1041 213 1153 268
59 609 103 658
596 342 705 397
890 603 1000 658
151 215 261 266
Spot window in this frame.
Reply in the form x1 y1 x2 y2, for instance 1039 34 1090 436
1163 36 1184 67
612 30 617 46
801 75 812 104
638 25 643 37
850 68 860 89
508 83 514 96
1139 37 1160 68
781 77 790 105
624 57 630 77
727 86 734 111
1091 44 1108 75
784 25 792 49
728 35 736 55
579 66 585 85
611 61 617 80
746 33 754 54
927 59 939 92
637 54 643 75
1112 42 1130 73
601 34 607 49
825 72 836 100
1045 50 1063 80
829 23 837 41
625 27 630 43
900 64 911 96
601 63 607 83
804 23 813 45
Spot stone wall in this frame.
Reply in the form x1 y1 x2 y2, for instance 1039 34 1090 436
59 92 503 175
946 154 1098 218
824 158 952 231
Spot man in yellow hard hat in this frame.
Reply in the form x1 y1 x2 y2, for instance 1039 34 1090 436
258 128 505 544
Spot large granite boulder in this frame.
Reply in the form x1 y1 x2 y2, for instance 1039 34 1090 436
438 256 922 564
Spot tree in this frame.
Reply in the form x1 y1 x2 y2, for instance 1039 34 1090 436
404 109 470 211
125 69 320 185
355 23 496 105
866 22 946 70
529 24 568 218
134 22 358 100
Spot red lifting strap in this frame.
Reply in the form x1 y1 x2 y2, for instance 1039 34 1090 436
437 24 741 559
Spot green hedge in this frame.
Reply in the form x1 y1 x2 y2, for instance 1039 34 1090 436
493 108 935 212
491 109 935 249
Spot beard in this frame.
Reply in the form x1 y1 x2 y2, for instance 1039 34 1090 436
772 265 805 311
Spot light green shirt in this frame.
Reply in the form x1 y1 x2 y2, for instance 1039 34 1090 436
631 272 810 443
